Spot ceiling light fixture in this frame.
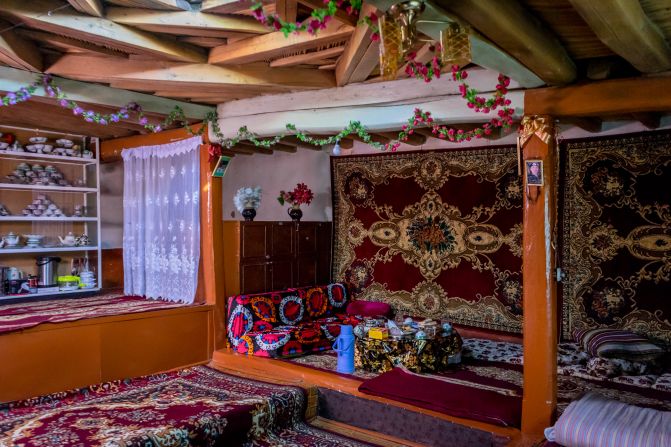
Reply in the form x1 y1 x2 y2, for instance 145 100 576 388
377 1 471 81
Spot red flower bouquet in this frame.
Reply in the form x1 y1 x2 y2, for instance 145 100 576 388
277 183 314 208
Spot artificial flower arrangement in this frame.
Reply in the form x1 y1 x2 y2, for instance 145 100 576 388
277 183 314 208
234 186 262 221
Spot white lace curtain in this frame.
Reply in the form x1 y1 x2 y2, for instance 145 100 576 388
122 136 201 303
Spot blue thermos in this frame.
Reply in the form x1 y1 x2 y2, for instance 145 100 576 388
332 324 355 374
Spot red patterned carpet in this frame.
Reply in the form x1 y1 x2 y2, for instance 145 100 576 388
0 366 374 447
0 293 189 334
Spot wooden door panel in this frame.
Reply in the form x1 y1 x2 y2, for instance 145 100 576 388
241 223 269 259
297 223 318 255
271 222 294 258
241 262 268 294
296 256 317 288
269 260 293 291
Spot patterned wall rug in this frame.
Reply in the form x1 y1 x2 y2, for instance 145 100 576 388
331 148 523 333
561 131 671 345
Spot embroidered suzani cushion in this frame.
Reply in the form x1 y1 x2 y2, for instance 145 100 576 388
226 283 355 358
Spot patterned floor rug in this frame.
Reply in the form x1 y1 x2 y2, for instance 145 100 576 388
0 293 189 334
0 366 374 447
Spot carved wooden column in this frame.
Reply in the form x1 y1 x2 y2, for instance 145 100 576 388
199 141 226 349
519 115 558 435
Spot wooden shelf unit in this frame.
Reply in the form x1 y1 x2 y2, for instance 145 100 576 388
0 124 102 298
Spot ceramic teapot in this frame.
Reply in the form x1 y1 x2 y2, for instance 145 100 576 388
75 234 89 247
58 232 76 246
2 232 20 247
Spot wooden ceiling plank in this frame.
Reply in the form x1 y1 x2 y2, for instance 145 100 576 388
105 7 269 38
47 54 337 90
0 20 43 72
270 46 345 67
17 29 126 58
201 0 273 15
0 0 205 63
67 0 104 17
335 3 379 86
105 0 192 11
270 142 298 152
631 112 662 130
209 20 354 65
368 0 544 87
568 0 671 73
296 0 358 27
352 133 390 145
525 76 671 117
437 0 576 85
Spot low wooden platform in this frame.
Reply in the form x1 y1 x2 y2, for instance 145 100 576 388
1 304 214 402
211 349 536 446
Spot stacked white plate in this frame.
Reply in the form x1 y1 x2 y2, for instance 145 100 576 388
79 271 96 289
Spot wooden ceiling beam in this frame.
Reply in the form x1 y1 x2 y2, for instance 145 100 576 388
631 112 662 130
209 20 353 65
525 76 671 117
352 133 390 145
378 131 427 146
568 0 671 73
335 3 378 86
105 7 268 38
564 117 602 133
281 135 354 149
201 0 273 15
105 0 192 10
67 0 104 17
276 0 298 22
0 65 212 120
437 0 576 85
17 29 126 58
296 0 358 27
178 36 228 48
235 142 274 155
270 46 345 68
0 20 43 72
47 54 336 91
0 0 205 63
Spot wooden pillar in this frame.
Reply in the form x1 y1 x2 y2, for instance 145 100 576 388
198 143 226 349
520 115 558 435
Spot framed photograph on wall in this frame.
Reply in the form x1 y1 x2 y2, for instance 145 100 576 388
212 155 232 178
525 159 543 186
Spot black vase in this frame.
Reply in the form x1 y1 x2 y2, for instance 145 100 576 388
288 207 302 222
242 208 256 221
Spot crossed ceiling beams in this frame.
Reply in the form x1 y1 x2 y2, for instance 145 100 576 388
0 0 669 108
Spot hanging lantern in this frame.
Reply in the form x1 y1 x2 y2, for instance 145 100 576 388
378 13 404 80
440 22 471 68
378 0 426 81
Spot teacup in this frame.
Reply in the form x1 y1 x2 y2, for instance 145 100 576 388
29 137 47 144
48 204 57 210
32 209 42 216
82 151 93 159
36 204 46 211
0 142 8 150
65 148 76 156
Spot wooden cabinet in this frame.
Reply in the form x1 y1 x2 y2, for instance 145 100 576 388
222 221 332 297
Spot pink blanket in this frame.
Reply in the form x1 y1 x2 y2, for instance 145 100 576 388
0 293 189 334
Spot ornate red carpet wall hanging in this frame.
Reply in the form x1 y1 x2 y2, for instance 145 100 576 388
331 147 523 333
561 131 671 345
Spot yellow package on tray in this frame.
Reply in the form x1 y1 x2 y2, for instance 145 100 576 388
368 327 389 340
